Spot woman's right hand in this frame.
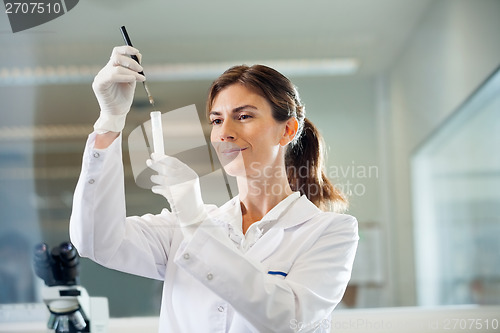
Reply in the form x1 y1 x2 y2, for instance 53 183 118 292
92 46 146 134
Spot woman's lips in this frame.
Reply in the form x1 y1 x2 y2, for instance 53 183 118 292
222 147 247 154
212 143 248 164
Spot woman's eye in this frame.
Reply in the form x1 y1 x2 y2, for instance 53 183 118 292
239 114 252 120
210 119 222 125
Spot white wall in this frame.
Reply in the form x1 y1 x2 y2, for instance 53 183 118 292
384 0 500 306
295 75 390 308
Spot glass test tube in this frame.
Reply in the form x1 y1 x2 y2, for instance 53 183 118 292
150 111 165 155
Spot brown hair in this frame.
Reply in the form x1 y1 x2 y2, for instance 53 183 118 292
206 64 348 212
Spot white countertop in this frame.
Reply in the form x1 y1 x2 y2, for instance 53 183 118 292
1 304 499 333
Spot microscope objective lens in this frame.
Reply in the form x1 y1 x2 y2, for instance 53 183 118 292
55 315 70 333
70 310 87 330
47 313 58 329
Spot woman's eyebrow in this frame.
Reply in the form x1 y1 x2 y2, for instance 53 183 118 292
209 105 258 116
233 105 258 113
209 111 221 117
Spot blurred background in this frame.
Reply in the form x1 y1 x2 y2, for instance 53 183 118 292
0 0 499 318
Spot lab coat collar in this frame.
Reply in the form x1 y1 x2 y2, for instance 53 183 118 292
216 193 322 232
245 195 322 262
275 194 322 230
212 193 322 262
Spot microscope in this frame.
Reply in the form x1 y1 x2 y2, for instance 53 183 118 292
33 242 109 333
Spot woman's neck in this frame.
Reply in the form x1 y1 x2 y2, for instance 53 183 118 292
236 168 293 233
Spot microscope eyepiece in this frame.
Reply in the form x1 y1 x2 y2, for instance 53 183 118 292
59 242 78 264
58 242 79 283
33 241 79 286
33 242 57 286
60 242 74 253
34 242 49 256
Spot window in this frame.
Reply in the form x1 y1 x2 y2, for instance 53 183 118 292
412 67 500 306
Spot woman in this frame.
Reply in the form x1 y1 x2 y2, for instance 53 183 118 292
70 46 358 332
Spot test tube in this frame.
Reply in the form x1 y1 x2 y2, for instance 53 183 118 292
150 111 165 155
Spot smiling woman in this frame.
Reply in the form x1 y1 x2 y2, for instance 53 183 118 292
69 46 359 332
207 64 348 212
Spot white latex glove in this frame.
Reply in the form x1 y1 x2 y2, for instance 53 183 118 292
146 153 207 238
92 46 146 134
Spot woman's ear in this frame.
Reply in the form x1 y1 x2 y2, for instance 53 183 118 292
279 117 299 147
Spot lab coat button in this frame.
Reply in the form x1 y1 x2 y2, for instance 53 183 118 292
217 306 224 312
206 273 213 280
93 152 100 158
183 253 190 260
88 179 95 184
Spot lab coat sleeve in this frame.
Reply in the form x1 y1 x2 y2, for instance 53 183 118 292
174 214 359 332
69 132 176 280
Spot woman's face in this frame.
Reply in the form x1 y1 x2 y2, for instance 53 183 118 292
209 84 294 178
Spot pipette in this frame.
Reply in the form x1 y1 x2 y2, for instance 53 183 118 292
119 25 155 107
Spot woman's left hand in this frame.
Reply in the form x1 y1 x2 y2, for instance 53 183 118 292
146 153 206 231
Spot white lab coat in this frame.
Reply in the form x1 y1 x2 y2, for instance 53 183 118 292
70 133 359 333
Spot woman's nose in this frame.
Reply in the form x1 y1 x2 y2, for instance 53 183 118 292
218 119 236 141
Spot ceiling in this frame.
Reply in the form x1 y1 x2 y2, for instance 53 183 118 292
1 0 433 75
0 0 436 142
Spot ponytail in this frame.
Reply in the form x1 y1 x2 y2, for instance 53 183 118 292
286 118 348 212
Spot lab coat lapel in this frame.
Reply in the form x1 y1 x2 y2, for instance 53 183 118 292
245 227 284 262
245 195 321 262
